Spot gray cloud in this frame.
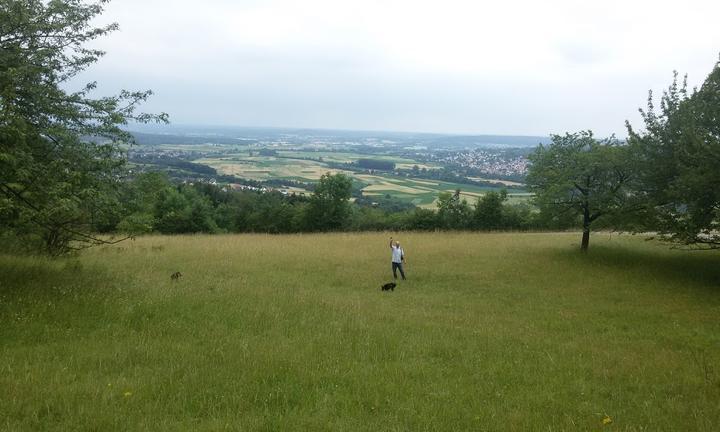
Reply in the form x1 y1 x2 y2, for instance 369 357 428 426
77 0 720 137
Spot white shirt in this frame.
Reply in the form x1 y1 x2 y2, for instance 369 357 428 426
391 246 404 263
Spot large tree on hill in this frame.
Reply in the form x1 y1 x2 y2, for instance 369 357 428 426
472 189 508 230
304 172 353 231
526 131 632 252
626 60 720 248
436 189 471 229
0 0 167 254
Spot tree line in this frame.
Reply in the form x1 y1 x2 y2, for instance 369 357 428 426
68 171 547 245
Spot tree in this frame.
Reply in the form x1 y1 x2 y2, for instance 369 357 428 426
0 0 166 254
304 172 352 231
115 172 171 234
437 189 471 229
153 186 218 234
406 208 438 230
473 190 508 230
526 131 632 252
626 61 720 248
245 192 297 233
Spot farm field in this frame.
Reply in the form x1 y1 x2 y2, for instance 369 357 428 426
356 174 526 207
468 176 525 187
1 232 719 431
193 150 440 182
193 153 526 207
144 144 252 153
276 150 440 170
194 155 350 182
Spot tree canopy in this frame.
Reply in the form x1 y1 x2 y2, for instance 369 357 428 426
304 172 353 231
626 61 720 248
0 0 166 254
437 189 471 229
526 131 632 251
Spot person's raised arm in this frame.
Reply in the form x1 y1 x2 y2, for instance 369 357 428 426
389 237 394 248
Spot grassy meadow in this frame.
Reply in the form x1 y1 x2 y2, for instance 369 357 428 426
1 232 719 431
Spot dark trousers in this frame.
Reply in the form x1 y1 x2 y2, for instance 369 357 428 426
392 262 406 280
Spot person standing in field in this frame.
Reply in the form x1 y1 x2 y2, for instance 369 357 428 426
389 237 406 280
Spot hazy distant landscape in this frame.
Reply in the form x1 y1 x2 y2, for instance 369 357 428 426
127 126 541 207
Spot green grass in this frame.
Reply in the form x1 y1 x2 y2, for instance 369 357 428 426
2 233 719 431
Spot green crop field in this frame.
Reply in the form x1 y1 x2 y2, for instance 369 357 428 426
194 155 350 181
193 153 526 207
276 151 440 170
145 144 252 153
356 174 528 207
2 233 719 431
194 152 441 184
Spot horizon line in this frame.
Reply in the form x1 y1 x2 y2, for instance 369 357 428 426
127 122 560 139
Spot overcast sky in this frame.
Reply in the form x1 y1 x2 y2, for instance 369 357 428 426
80 0 720 136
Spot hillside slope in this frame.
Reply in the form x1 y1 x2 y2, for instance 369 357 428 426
1 233 719 431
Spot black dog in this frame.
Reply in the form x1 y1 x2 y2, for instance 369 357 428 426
381 282 396 291
170 271 182 282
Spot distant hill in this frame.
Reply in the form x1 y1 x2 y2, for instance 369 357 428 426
409 134 551 149
130 131 257 146
128 125 551 149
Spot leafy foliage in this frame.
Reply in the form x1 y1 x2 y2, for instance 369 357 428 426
526 131 632 251
0 0 166 254
103 171 541 235
473 190 508 230
436 189 472 229
626 61 720 248
303 172 353 231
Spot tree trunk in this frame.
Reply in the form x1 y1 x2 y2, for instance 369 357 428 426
581 203 590 252
581 227 590 252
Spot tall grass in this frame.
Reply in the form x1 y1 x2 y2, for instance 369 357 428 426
1 232 719 431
